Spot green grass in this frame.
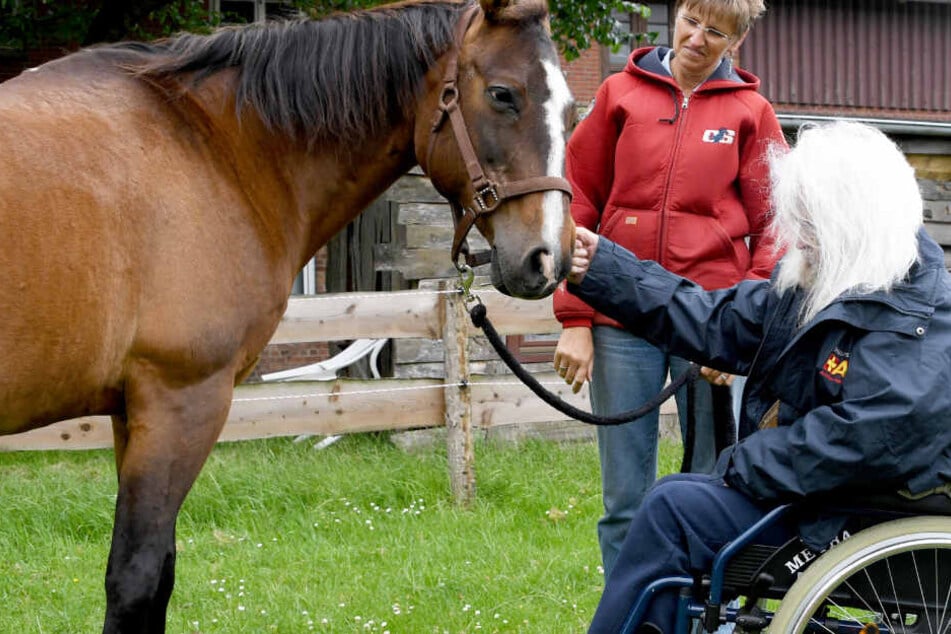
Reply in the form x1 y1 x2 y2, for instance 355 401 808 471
0 434 683 633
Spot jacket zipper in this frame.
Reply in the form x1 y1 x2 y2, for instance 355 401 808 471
657 90 690 266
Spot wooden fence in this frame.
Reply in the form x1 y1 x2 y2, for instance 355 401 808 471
0 283 607 500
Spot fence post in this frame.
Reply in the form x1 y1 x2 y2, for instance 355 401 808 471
441 280 475 506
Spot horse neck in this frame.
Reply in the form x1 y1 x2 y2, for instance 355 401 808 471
183 73 421 276
283 127 420 270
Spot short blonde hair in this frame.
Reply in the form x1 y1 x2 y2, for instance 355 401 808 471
676 0 767 34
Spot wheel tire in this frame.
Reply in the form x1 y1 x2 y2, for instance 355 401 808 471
769 515 951 633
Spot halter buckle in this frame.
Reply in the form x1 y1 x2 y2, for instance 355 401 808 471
473 183 501 212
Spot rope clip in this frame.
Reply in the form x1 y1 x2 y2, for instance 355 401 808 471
455 262 481 306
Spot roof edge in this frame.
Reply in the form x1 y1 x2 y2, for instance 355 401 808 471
777 113 951 138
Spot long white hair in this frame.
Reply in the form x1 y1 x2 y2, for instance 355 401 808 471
769 120 923 324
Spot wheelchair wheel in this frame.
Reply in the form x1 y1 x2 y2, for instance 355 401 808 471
769 516 951 633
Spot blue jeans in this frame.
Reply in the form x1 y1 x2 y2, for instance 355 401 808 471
588 474 795 634
590 326 717 578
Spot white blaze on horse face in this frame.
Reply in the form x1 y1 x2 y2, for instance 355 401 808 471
540 58 572 279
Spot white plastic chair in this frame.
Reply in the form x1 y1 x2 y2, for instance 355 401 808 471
260 338 387 448
261 338 386 382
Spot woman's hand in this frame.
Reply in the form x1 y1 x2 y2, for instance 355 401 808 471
700 366 734 387
553 327 594 394
567 227 599 285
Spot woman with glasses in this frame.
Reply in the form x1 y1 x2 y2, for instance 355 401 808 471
552 0 785 586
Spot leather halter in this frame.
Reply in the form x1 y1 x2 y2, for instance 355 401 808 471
425 4 573 269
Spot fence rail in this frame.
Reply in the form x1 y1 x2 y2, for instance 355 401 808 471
0 285 592 453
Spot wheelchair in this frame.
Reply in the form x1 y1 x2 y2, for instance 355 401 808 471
621 491 951 633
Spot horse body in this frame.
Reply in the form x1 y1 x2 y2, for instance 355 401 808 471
0 0 573 631
2 57 277 426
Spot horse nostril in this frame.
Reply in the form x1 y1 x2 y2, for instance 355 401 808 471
526 246 556 282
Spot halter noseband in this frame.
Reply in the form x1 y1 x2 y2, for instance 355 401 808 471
425 4 573 269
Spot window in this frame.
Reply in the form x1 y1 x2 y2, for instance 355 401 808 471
506 333 561 364
606 3 670 75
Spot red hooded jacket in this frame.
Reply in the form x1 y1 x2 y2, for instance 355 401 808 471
554 47 786 330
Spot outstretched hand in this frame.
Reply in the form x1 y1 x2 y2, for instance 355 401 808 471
568 227 599 285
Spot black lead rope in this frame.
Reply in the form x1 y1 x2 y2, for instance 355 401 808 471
467 302 701 426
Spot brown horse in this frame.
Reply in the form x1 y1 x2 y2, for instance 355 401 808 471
0 0 574 630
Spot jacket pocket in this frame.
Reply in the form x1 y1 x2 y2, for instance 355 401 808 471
664 212 747 285
601 206 660 262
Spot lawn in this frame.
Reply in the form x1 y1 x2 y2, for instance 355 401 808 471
0 433 682 633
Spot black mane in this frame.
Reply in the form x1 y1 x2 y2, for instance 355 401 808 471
106 0 470 144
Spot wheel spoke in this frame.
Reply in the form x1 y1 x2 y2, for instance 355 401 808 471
883 557 907 634
817 577 885 632
908 550 934 633
938 549 951 634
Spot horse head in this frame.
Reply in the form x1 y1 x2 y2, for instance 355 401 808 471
417 0 576 300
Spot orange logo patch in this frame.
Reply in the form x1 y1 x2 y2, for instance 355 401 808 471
820 352 849 384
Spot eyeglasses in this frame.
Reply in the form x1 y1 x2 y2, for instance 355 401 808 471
678 14 733 43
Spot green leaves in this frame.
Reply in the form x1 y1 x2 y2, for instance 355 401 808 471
551 0 649 61
0 0 650 60
291 0 651 61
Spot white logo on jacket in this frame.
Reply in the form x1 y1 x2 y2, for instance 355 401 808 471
702 128 736 144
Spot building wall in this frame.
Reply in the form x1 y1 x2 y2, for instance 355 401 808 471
561 47 602 107
745 0 950 119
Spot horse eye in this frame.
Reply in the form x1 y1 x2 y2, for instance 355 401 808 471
486 86 519 114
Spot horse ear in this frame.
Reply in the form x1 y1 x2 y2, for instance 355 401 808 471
479 0 513 22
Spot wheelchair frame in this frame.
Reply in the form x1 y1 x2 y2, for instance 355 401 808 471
620 501 951 634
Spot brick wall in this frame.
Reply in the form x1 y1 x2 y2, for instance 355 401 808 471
561 47 603 107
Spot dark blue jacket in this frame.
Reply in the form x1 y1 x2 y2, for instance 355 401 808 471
569 229 951 546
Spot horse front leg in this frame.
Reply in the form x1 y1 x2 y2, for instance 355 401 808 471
103 368 235 634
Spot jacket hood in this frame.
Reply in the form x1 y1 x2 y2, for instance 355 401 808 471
816 227 944 324
777 228 943 354
626 45 762 93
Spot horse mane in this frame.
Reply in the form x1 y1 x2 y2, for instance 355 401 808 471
109 0 476 145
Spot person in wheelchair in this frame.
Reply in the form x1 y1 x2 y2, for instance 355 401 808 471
565 120 951 633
